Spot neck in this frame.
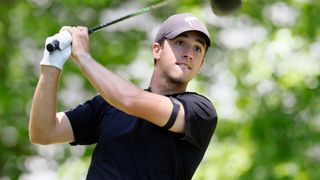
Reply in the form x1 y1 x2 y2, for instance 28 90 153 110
148 71 188 95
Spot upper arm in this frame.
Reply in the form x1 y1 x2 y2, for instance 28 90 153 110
180 94 218 148
124 91 185 133
47 112 75 144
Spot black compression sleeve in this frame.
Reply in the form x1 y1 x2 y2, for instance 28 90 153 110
163 97 180 130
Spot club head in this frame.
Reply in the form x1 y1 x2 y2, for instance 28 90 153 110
210 0 242 16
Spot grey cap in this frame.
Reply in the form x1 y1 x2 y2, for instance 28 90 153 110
155 13 211 47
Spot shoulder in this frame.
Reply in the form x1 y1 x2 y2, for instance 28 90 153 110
173 92 217 117
172 92 218 149
175 92 212 103
88 94 109 108
92 94 106 104
65 94 111 117
172 91 218 131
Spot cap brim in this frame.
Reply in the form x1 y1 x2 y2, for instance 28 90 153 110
164 29 211 47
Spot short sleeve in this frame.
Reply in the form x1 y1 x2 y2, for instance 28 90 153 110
175 93 218 149
65 95 108 145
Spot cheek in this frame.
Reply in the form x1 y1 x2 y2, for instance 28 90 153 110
193 58 204 69
161 49 177 64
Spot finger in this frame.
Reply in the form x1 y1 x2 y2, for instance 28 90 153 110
76 26 86 29
60 26 72 33
56 31 72 50
67 26 82 35
76 26 89 34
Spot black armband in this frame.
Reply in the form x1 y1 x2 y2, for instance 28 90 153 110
163 97 181 130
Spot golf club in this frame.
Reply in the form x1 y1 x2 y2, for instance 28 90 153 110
210 0 242 16
46 0 242 52
46 0 174 52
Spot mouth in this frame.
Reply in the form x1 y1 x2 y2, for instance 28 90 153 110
176 62 191 70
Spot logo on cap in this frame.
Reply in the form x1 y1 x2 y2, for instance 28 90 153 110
185 16 199 27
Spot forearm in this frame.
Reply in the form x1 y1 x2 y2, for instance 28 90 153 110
76 53 141 112
66 26 139 111
29 66 60 144
76 55 185 133
67 26 184 132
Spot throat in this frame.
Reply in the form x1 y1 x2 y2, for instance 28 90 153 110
148 79 187 95
149 68 188 95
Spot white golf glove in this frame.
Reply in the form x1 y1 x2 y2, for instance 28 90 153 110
40 31 72 70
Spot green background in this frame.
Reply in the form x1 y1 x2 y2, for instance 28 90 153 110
1 0 320 179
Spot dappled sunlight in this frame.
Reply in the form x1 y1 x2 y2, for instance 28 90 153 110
20 145 88 179
59 73 94 108
114 43 153 89
99 1 158 33
1 126 18 148
306 145 320 163
27 0 52 9
194 138 253 180
216 15 267 49
273 162 300 179
263 2 299 27
1 0 320 179
208 62 241 121
21 155 59 180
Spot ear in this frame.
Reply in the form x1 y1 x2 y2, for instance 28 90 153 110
152 42 161 60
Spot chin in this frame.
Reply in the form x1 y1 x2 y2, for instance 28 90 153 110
170 75 191 84
166 69 192 84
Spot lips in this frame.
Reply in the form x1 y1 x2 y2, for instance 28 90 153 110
176 62 191 69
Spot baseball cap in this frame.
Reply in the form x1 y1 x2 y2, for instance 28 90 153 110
155 13 211 47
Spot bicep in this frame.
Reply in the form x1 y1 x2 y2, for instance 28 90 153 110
126 91 185 133
47 112 75 144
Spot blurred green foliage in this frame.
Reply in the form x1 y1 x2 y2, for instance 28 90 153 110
1 0 320 179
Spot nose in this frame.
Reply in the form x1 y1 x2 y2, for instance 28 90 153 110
182 46 194 61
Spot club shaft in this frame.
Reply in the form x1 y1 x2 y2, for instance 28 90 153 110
46 0 172 52
89 0 171 34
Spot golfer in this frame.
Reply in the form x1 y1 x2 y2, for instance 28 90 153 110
29 13 218 179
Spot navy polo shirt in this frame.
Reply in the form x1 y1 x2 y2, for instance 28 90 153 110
65 92 217 180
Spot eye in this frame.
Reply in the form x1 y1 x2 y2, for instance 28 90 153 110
194 46 201 53
193 45 203 53
176 40 184 46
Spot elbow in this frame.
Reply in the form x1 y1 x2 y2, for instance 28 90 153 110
28 116 54 145
29 136 50 145
29 129 50 145
121 97 135 113
117 89 141 113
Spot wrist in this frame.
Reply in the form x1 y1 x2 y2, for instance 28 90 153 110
75 52 93 69
40 65 62 74
39 65 61 83
40 63 63 71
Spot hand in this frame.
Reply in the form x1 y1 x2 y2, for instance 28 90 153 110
40 31 72 70
67 26 90 64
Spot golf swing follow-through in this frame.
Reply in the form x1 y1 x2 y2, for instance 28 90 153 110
46 0 242 52
29 0 241 179
45 0 174 52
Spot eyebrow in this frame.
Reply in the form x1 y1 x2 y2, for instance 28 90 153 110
177 33 206 49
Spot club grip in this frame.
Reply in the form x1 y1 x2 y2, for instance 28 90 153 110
46 40 60 52
46 29 92 52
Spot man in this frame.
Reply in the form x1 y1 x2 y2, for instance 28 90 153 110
29 13 218 179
